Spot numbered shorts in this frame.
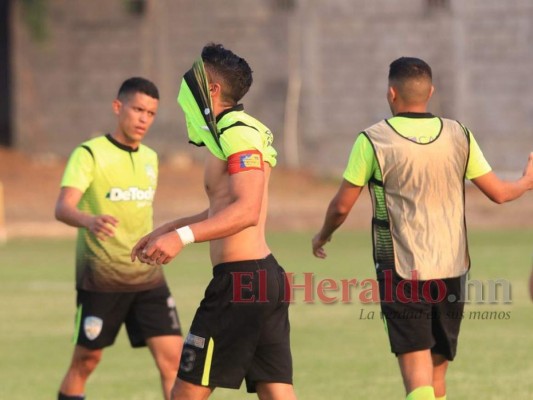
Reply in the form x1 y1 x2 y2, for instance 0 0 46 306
74 284 182 349
178 254 293 393
378 269 465 360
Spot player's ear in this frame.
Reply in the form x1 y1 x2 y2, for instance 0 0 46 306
387 86 396 103
112 99 122 115
427 85 435 101
209 83 222 98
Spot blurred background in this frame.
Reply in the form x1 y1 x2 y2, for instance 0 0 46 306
1 3 532 399
2 0 533 172
1 0 533 238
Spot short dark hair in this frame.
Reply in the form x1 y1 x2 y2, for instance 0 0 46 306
388 57 432 83
117 77 159 101
201 43 253 104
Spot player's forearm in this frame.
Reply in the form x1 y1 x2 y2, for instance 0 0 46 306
494 178 531 203
318 200 350 241
175 209 209 227
156 209 209 234
477 152 533 203
189 201 260 243
55 205 93 229
473 173 532 204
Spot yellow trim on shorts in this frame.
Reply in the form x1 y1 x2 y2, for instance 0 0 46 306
201 338 215 386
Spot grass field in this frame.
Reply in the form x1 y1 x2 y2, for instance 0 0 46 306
1 230 532 399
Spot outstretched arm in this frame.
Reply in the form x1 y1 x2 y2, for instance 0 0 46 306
312 179 363 258
471 152 533 203
55 187 118 240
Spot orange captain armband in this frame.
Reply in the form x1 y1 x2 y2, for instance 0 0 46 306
227 150 264 175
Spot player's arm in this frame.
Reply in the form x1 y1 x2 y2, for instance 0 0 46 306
312 180 363 258
150 209 210 235
189 127 266 238
471 152 533 203
134 126 266 265
312 133 373 258
131 209 209 260
133 169 264 265
55 186 118 240
193 169 264 240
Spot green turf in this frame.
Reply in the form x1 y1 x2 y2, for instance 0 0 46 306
0 230 532 399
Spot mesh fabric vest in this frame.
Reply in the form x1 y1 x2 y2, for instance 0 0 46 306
364 118 471 280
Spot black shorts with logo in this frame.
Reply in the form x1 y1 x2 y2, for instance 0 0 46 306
178 254 293 393
378 268 465 360
75 284 182 349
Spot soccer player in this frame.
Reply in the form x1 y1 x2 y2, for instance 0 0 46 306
132 43 297 400
55 77 183 400
312 57 533 400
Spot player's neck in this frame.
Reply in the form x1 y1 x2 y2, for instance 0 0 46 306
110 131 140 150
392 105 428 115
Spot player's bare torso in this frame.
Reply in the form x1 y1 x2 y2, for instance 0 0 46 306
204 153 271 266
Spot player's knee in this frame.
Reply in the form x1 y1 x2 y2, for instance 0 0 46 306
72 349 102 374
256 382 297 400
170 378 211 400
170 383 180 400
170 378 191 400
155 351 181 378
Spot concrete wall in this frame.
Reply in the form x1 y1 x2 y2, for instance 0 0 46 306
11 0 533 174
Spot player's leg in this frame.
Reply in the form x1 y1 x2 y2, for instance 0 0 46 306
246 258 296 400
58 290 126 399
147 335 183 400
126 285 183 400
431 354 448 400
379 269 436 399
256 382 297 400
429 275 465 400
398 349 434 398
58 345 103 398
170 378 213 400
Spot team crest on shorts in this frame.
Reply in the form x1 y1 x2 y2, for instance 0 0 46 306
84 316 103 341
185 333 206 349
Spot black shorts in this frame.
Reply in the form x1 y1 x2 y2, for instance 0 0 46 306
178 254 292 393
74 284 182 349
378 269 465 360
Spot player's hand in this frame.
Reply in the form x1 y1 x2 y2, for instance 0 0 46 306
88 215 118 241
137 230 184 265
312 233 331 259
131 233 152 263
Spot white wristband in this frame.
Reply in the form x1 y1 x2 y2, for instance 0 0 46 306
176 226 195 246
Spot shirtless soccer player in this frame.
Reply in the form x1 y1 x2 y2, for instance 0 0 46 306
132 43 298 400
